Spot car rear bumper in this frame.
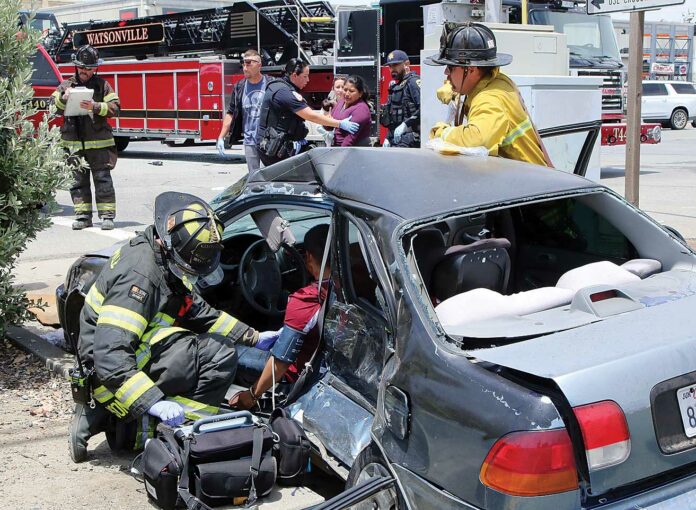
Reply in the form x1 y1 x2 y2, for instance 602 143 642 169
597 472 696 509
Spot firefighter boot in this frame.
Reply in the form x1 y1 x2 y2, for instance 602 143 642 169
101 219 114 230
68 403 107 463
72 218 93 230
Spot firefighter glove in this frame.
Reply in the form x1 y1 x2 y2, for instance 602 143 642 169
437 80 456 104
216 138 225 156
338 115 360 135
148 401 185 426
430 121 451 140
256 329 282 351
394 122 407 143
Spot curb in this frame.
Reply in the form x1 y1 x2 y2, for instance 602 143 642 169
5 325 75 379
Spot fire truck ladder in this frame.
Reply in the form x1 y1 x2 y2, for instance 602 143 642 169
50 1 335 67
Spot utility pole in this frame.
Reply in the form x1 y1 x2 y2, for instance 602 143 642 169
625 10 644 207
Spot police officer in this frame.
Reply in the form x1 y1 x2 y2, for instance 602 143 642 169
381 50 421 148
51 45 120 230
69 192 267 463
426 23 552 166
256 58 360 167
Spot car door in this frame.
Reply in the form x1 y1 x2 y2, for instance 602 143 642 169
296 210 394 468
642 82 669 119
538 120 601 177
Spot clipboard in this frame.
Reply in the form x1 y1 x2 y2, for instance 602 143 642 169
64 86 94 116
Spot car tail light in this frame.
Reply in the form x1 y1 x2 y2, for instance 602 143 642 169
573 400 630 471
480 429 578 496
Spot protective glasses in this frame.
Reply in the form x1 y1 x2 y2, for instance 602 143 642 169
242 59 261 66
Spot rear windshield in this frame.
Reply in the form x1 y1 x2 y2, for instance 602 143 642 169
672 83 696 95
405 191 695 344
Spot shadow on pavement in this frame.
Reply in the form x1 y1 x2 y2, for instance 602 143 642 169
601 166 658 178
120 150 245 164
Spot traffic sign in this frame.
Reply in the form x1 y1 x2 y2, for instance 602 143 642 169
587 0 684 15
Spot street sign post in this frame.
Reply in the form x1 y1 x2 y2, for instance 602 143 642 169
587 0 684 15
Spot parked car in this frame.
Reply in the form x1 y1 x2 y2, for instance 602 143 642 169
642 80 696 130
57 146 696 509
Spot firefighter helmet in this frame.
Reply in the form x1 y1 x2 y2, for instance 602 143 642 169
154 192 224 284
72 45 100 68
425 22 512 68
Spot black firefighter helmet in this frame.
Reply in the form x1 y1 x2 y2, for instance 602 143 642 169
72 45 100 68
425 22 512 68
154 192 224 285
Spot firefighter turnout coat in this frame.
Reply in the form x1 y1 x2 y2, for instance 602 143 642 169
78 226 258 421
430 68 549 166
52 75 120 152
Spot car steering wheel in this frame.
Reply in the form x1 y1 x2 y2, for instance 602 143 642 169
238 239 308 316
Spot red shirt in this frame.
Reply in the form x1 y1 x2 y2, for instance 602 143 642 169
283 281 328 380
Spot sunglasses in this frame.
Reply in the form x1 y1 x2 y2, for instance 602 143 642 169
242 59 261 65
77 66 95 71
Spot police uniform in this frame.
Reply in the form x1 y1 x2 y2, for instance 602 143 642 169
255 77 309 166
381 71 421 148
51 75 120 223
78 224 258 449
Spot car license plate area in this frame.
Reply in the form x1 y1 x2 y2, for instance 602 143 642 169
677 384 696 438
651 371 696 454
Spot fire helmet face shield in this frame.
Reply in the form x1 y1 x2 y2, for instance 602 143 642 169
424 22 512 68
154 192 224 285
72 45 101 69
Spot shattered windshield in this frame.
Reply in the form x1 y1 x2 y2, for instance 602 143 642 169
404 191 695 344
531 11 620 61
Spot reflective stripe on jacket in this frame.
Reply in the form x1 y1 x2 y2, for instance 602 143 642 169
78 225 256 418
51 75 120 150
432 69 548 166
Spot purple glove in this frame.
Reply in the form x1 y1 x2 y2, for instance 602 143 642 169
256 329 282 351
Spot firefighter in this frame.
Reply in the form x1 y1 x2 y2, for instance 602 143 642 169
216 49 268 173
69 192 265 463
381 50 421 148
51 45 120 230
255 58 360 167
426 23 552 166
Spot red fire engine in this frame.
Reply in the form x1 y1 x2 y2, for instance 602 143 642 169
29 0 656 151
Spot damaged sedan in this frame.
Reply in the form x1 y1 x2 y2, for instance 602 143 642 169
58 147 696 509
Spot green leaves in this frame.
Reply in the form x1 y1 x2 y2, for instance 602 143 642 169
0 1 72 335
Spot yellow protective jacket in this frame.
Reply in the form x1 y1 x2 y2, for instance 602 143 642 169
431 69 549 166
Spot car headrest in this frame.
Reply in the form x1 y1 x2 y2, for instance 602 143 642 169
432 238 511 302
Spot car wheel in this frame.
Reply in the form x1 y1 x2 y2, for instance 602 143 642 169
692 120 696 128
670 108 688 130
346 444 400 510
114 136 129 152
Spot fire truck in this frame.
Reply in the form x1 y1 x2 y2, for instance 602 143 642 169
28 0 657 150
35 1 381 150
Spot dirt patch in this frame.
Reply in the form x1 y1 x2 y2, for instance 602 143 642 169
0 339 151 509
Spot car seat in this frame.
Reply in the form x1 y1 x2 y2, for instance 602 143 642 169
432 238 511 302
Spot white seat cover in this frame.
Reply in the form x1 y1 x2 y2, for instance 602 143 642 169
556 261 639 293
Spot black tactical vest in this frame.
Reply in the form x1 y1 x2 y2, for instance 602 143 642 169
383 72 419 129
257 78 309 142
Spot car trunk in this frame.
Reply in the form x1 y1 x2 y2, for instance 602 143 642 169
473 290 696 496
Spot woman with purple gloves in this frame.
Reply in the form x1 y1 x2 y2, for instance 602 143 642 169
331 75 372 147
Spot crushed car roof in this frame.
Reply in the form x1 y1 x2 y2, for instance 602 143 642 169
249 148 599 219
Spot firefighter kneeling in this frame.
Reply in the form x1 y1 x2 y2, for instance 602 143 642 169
69 192 262 463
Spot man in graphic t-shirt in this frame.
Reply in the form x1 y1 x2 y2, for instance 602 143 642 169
217 49 267 173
